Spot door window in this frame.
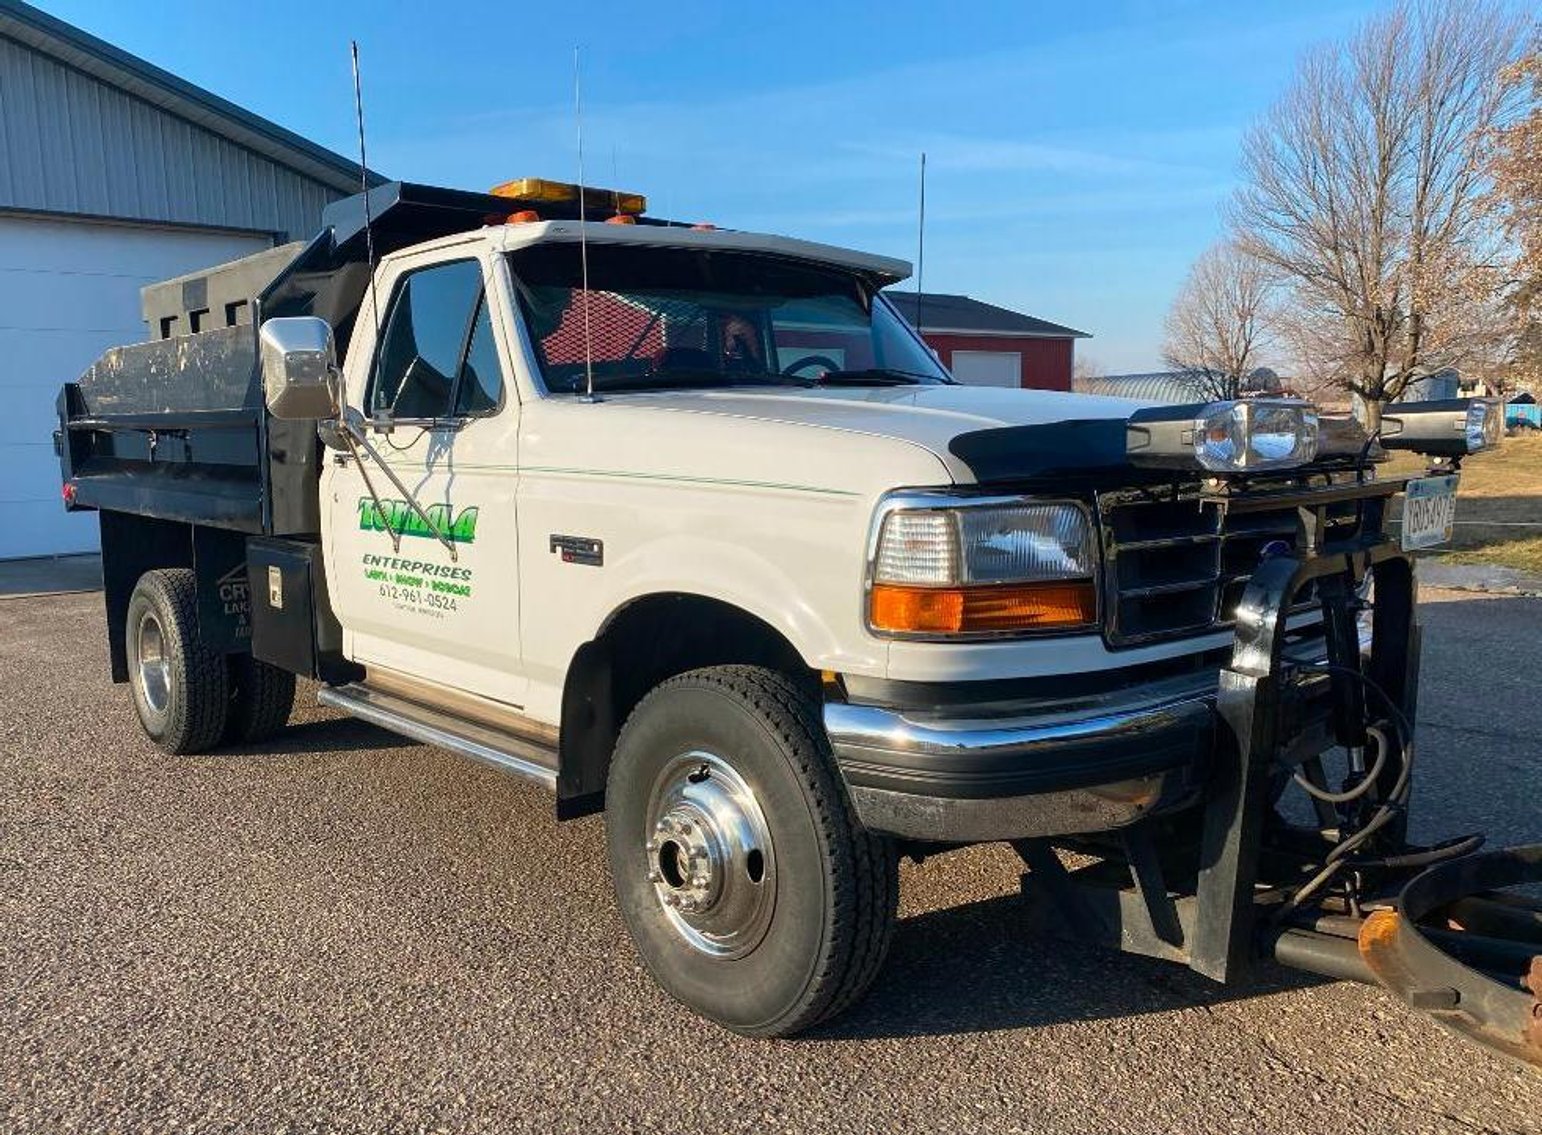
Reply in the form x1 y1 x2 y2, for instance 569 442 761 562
368 259 504 419
455 295 502 416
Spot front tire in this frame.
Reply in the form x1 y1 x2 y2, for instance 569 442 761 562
605 665 897 1037
125 569 229 755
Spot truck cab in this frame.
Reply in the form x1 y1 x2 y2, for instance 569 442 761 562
57 180 1539 1061
302 204 1218 857
317 212 954 728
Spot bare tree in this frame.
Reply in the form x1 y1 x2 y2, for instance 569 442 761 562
1162 239 1276 401
1230 1 1528 428
1484 39 1542 393
1071 353 1106 384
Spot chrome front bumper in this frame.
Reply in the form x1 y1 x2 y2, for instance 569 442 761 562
823 685 1220 842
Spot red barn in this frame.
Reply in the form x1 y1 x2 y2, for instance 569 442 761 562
885 291 1088 392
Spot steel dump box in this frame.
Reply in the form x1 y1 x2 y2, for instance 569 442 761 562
56 322 321 536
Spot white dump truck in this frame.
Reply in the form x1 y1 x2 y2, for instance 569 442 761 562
55 178 1541 1063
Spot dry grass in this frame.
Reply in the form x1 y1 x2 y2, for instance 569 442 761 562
1438 536 1542 574
1382 432 1542 573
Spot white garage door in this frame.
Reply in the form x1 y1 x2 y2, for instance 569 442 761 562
0 216 270 559
949 350 1022 388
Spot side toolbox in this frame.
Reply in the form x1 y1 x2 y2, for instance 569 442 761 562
246 537 357 683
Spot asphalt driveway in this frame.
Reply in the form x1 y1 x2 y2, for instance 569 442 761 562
2 587 1539 1134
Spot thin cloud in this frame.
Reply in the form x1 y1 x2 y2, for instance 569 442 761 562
367 10 1334 374
846 136 1168 178
752 181 1237 231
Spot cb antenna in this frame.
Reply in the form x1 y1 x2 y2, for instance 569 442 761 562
351 41 383 362
915 151 927 337
574 46 597 401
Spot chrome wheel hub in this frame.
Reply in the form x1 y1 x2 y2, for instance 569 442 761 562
136 612 171 715
644 750 775 958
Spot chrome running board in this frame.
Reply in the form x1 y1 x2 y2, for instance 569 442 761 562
318 682 559 792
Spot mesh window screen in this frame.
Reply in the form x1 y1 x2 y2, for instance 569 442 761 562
525 287 751 390
509 242 948 393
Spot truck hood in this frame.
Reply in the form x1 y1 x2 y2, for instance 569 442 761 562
607 384 1151 482
610 383 1146 432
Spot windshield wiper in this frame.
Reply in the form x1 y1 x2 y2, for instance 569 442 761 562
812 368 938 386
572 368 785 394
561 367 944 394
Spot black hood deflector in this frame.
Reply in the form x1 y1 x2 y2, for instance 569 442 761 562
948 418 1132 483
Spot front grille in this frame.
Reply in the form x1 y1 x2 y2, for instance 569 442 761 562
1098 479 1364 646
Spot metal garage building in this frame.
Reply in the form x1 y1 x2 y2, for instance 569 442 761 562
0 0 367 560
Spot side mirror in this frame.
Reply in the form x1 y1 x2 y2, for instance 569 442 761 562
259 316 338 420
316 420 350 452
317 406 370 453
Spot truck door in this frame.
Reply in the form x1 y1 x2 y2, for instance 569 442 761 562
322 252 526 706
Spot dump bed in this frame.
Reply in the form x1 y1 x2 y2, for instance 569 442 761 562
56 321 321 535
55 181 533 538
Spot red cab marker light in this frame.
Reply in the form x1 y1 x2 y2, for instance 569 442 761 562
61 482 77 504
506 210 541 224
605 214 637 225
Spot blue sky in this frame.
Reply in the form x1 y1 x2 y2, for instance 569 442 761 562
43 0 1384 371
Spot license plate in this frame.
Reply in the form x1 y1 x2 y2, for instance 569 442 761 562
1401 474 1460 550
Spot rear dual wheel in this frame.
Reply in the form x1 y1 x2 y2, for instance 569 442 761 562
126 569 294 754
606 666 897 1037
223 655 295 745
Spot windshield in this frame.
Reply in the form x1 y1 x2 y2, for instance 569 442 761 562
507 243 951 394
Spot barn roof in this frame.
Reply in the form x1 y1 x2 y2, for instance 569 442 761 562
1074 371 1209 404
0 0 379 194
1076 369 1293 404
885 291 1089 339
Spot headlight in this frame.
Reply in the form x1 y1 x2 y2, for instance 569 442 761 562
1127 399 1319 473
1465 400 1502 452
868 498 1097 637
1194 401 1319 471
1380 398 1503 456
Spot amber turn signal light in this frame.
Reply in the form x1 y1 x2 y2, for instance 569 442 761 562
869 580 1097 636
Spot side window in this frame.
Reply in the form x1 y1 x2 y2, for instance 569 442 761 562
369 259 486 419
454 295 504 416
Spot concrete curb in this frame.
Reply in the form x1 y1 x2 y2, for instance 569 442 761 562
1420 561 1542 598
0 553 103 600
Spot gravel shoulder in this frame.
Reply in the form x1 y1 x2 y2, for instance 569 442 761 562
2 588 1539 1134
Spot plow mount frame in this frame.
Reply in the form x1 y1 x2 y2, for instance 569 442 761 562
1018 471 1542 1072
